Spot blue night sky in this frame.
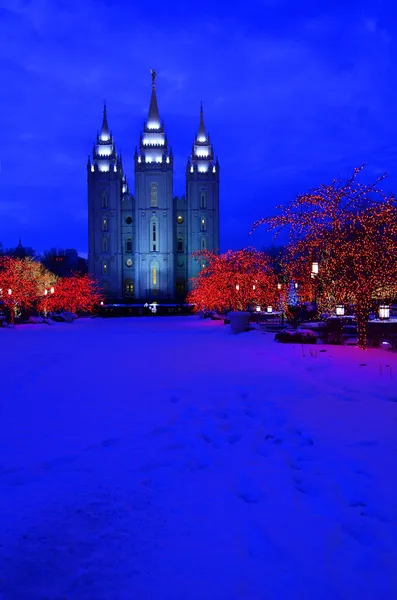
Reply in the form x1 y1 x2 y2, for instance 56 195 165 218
1 0 396 255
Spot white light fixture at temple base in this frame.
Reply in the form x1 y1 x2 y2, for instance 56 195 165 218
50 287 54 294
277 283 282 290
336 304 345 316
379 305 390 320
256 306 261 312
44 289 48 295
267 306 273 313
100 301 104 306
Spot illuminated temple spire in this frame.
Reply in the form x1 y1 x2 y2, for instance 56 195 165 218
101 101 110 141
135 70 172 168
197 102 207 142
88 103 119 173
148 68 160 129
187 103 217 174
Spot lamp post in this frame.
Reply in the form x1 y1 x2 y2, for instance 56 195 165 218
379 305 390 320
336 304 345 316
311 261 319 314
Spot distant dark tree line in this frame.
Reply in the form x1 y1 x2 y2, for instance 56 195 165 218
0 241 87 277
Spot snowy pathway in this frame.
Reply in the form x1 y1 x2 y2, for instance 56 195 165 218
1 317 397 599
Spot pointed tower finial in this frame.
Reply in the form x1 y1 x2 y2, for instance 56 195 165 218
198 102 206 142
147 68 160 129
101 101 110 141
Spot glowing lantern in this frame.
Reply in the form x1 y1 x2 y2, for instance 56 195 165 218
336 304 345 316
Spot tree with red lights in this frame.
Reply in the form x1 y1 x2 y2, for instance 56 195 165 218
252 165 397 348
187 248 278 313
47 273 103 314
0 257 56 322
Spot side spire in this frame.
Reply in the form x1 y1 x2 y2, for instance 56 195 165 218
148 68 160 129
101 101 110 141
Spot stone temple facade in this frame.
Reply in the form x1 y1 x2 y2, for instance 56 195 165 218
87 71 220 302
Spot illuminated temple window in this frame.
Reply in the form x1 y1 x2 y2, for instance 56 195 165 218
151 218 158 251
151 263 158 286
201 217 206 232
177 215 183 224
150 182 158 207
125 279 134 296
190 166 194 173
103 260 108 276
102 217 108 231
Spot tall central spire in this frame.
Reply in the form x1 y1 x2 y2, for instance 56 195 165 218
198 102 206 141
148 68 160 129
101 101 110 141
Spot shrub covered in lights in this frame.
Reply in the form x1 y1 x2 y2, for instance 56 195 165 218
187 248 278 313
252 165 397 349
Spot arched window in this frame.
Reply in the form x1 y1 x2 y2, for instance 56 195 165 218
151 261 159 289
151 217 158 251
101 190 108 208
124 279 134 296
103 260 108 276
125 237 132 253
177 237 184 252
102 280 109 293
150 182 158 207
200 191 206 209
201 237 206 250
102 217 108 231
201 217 206 232
102 236 108 253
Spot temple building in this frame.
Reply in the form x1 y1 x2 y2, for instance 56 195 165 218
87 71 220 301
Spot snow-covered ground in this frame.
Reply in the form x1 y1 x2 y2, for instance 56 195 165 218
1 316 397 599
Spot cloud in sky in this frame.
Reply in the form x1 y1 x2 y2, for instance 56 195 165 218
0 0 396 253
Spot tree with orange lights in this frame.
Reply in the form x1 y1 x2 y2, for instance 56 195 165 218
187 248 278 313
252 165 397 348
